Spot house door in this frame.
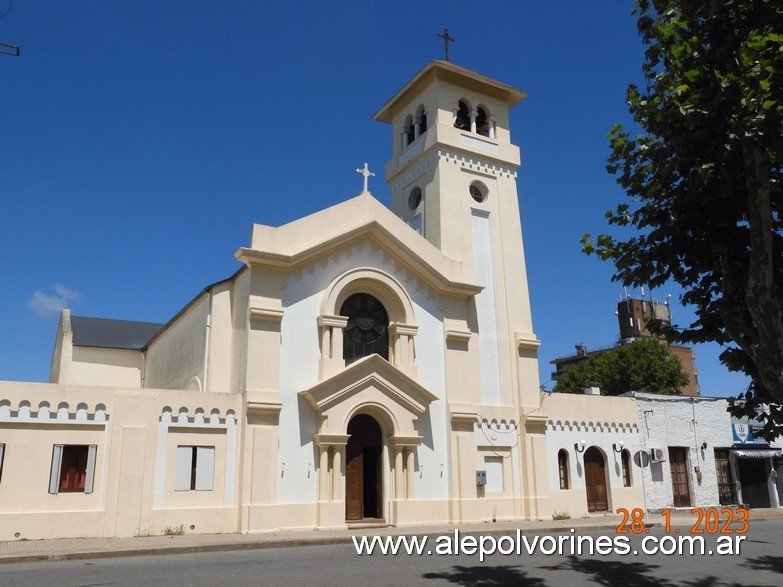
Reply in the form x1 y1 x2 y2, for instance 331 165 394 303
714 449 737 505
345 414 382 521
669 447 692 507
738 458 770 508
584 447 608 512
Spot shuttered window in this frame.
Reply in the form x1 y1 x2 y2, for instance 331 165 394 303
175 446 214 491
48 445 97 494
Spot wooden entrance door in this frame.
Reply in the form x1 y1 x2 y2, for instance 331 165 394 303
345 414 382 521
345 444 364 520
584 447 608 512
669 447 691 507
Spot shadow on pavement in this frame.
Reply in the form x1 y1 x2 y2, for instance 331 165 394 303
741 554 783 574
541 556 669 587
422 564 546 586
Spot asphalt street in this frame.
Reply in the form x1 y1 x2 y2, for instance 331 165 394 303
1 524 781 586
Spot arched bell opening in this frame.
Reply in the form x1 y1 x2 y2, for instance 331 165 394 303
454 100 470 130
476 106 490 136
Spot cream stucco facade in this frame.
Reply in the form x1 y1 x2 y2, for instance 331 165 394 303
4 61 776 542
0 62 562 540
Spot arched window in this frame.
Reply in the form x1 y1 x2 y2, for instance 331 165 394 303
416 104 428 135
341 293 389 364
558 449 569 490
402 115 414 148
454 100 470 130
621 449 632 487
408 187 422 211
476 106 490 137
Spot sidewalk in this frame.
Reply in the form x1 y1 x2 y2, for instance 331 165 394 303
2 508 781 564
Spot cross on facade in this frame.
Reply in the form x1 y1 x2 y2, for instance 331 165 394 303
437 27 455 62
356 162 375 193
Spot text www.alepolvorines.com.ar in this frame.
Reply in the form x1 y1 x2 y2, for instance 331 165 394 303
352 530 746 562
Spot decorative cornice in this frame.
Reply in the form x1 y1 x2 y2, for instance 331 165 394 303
515 334 541 351
546 419 640 434
445 328 472 343
318 314 349 328
246 401 283 414
389 323 418 337
390 152 439 192
236 193 483 298
0 400 108 425
389 435 424 448
299 354 437 416
314 433 351 447
245 389 283 415
450 410 478 424
390 147 517 192
438 149 517 178
249 307 284 322
161 406 237 426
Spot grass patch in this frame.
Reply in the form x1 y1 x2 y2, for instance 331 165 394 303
552 511 571 521
163 525 185 536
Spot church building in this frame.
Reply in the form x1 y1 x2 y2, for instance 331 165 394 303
1 61 646 539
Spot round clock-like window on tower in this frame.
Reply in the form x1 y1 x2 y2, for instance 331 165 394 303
408 187 422 210
469 181 488 203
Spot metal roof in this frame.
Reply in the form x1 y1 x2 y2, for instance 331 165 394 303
730 448 782 459
70 315 164 350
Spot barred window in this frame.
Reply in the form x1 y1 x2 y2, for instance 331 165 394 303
558 449 569 490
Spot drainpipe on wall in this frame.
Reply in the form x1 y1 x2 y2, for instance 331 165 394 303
640 405 654 520
202 290 212 392
691 398 702 483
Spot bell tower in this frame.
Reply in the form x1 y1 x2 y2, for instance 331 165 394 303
373 61 540 409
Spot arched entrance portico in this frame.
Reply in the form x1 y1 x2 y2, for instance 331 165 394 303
584 447 608 512
300 355 437 528
346 414 383 520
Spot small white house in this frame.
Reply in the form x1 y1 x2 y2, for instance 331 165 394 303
629 393 782 510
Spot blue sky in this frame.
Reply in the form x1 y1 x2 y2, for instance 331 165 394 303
0 1 749 397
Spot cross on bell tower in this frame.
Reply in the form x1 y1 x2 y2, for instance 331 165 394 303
437 27 455 62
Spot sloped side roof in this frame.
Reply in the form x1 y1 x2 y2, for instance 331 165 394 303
71 315 164 350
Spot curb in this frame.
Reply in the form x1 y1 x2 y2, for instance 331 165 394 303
0 522 626 565
3 515 780 565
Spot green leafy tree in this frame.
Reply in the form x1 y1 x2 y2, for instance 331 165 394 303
554 338 688 395
581 1 783 436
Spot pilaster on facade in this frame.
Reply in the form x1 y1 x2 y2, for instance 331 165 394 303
318 314 349 379
390 436 423 502
314 434 351 503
